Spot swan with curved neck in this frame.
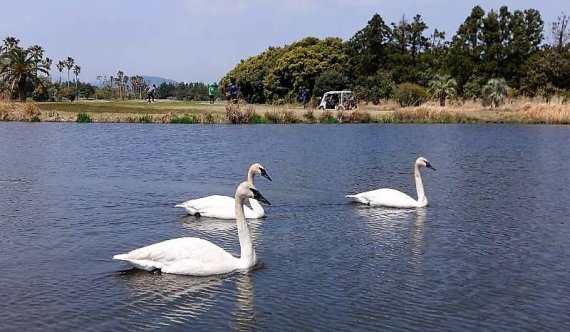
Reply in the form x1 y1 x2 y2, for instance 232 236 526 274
114 182 271 275
175 163 271 219
346 157 436 208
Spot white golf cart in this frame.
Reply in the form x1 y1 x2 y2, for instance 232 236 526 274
317 90 357 110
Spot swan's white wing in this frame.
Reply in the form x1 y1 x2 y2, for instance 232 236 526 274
347 188 419 208
113 237 238 275
176 195 261 219
175 195 230 213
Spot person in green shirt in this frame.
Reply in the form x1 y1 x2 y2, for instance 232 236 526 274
208 83 217 104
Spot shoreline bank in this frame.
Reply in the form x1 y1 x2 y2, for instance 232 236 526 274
1 99 569 125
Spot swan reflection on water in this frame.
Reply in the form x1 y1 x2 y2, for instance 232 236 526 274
353 206 427 266
180 215 263 235
115 268 258 329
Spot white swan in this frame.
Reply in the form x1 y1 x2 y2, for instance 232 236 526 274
175 163 271 219
113 181 271 276
346 157 436 208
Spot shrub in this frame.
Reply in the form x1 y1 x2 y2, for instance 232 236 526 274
482 78 508 108
394 83 429 107
32 86 50 102
225 103 247 124
249 113 267 124
76 112 92 123
319 111 339 124
428 74 457 106
30 115 41 122
171 115 198 124
95 89 115 100
59 86 77 102
463 75 486 100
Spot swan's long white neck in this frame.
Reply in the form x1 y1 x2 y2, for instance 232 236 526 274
248 198 264 214
235 193 256 267
247 168 255 186
414 164 427 207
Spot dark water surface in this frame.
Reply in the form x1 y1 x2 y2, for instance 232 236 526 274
0 123 569 331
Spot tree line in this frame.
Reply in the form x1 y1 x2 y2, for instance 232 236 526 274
0 36 89 102
222 6 570 106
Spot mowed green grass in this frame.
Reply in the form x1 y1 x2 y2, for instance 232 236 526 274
35 100 228 115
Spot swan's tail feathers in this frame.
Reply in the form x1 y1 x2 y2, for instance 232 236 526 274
113 255 163 271
345 194 368 204
113 253 129 261
174 203 198 215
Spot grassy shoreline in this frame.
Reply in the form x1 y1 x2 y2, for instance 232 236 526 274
1 99 569 124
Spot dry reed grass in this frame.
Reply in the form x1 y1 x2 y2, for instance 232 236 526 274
516 101 570 124
390 106 479 123
0 102 41 121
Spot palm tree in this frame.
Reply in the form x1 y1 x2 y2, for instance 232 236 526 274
428 74 457 106
0 47 48 101
73 65 81 98
43 57 53 79
56 60 65 84
1 36 20 53
65 57 74 87
73 65 81 84
28 45 44 77
482 78 508 108
123 75 129 99
116 70 125 99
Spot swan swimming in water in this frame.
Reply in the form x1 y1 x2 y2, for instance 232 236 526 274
175 163 271 219
113 181 271 276
346 157 436 208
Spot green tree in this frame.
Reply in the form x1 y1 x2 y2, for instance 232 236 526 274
223 37 346 103
446 6 485 92
0 46 49 101
313 69 350 99
345 14 392 80
428 74 457 106
551 12 569 51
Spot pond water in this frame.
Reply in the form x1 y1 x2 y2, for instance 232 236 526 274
0 123 569 331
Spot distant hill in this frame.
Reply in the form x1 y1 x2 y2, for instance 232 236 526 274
141 76 177 86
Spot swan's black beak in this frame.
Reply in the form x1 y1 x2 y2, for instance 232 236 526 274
260 168 272 181
426 162 436 171
251 188 271 205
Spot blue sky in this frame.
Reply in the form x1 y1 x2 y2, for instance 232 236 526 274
1 0 566 83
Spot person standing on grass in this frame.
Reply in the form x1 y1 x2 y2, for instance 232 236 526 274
147 84 156 103
229 82 238 103
301 88 310 109
208 83 217 104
